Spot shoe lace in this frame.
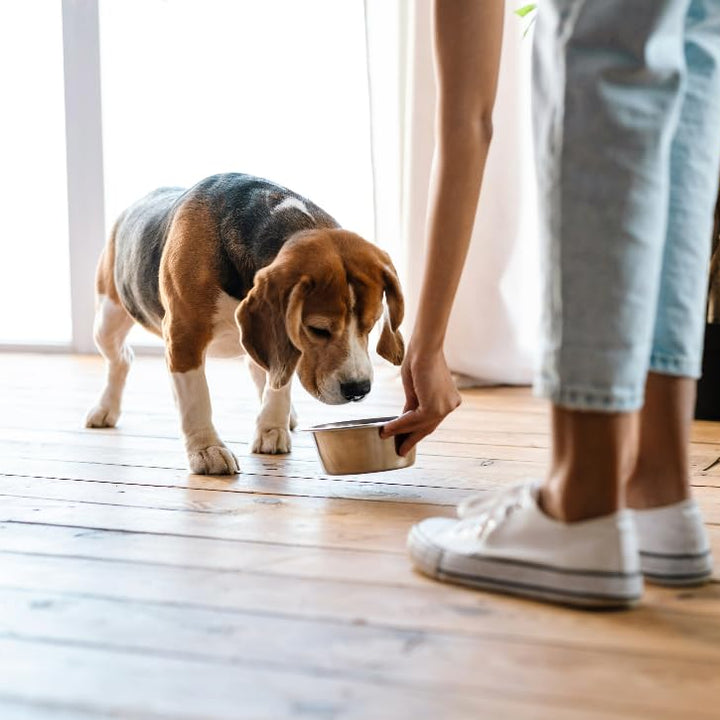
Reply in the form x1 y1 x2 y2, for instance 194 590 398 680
456 481 534 540
458 480 533 519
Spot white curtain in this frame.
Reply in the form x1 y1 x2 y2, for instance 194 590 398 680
366 0 540 387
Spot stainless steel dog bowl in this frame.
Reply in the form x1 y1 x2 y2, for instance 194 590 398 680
305 416 416 475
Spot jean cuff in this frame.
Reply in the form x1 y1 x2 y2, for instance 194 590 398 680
533 377 643 413
649 352 701 379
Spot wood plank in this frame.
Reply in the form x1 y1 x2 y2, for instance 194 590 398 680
0 429 534 468
0 415 507 448
0 426 553 463
0 700 108 720
0 638 640 720
7 402 720 447
1 522 719 661
0 443 561 495
0 458 470 505
0 587 717 719
0 454 535 497
1 413 557 453
0 479 717 568
0 468 719 535
2 457 720 515
1 526 719 633
3 419 720 475
3 443 720 495
0 494 416 554
0 430 545 473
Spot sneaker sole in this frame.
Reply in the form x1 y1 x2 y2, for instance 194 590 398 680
640 549 713 587
409 525 643 609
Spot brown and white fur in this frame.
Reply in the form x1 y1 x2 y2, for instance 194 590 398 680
86 173 404 475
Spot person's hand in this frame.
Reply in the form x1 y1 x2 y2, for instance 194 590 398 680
380 341 461 456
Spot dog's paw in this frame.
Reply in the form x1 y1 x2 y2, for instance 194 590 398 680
289 405 298 431
188 445 240 475
252 426 292 454
85 405 120 429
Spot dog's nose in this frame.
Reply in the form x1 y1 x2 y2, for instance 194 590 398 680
340 380 371 402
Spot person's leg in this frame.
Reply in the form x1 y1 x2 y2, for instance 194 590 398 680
541 407 639 522
624 1 720 585
627 374 713 586
532 0 694 525
626 373 696 509
629 0 720 512
407 0 693 607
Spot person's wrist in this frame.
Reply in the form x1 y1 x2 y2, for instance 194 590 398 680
408 331 445 358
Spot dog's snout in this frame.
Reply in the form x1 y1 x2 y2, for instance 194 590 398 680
340 379 371 402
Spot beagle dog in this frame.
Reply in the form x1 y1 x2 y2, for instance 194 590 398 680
85 173 404 475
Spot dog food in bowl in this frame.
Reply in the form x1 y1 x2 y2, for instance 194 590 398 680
305 416 415 475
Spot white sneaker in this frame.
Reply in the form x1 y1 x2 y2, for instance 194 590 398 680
633 499 713 586
409 481 642 608
459 486 714 587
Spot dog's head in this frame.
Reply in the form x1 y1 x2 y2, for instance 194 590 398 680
236 229 404 404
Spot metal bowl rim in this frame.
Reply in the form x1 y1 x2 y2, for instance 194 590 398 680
300 416 398 433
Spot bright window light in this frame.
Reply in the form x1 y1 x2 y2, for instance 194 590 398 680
0 1 71 344
99 0 374 346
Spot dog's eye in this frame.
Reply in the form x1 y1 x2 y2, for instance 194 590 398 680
307 326 332 340
308 326 331 339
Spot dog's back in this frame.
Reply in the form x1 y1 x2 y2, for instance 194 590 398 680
112 173 338 333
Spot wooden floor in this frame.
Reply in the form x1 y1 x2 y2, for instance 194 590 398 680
1 353 719 719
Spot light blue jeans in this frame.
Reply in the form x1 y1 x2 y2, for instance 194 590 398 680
533 0 720 411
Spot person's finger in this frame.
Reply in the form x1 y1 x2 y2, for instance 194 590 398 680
380 411 422 437
397 424 439 457
403 395 418 414
380 409 435 438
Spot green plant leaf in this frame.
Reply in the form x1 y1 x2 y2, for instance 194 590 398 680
515 3 537 18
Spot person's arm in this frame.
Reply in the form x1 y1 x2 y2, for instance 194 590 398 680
382 0 504 455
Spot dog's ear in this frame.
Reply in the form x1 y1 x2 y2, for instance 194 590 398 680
236 267 310 389
376 262 405 365
283 276 312 351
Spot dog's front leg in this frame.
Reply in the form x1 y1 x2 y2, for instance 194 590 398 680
252 374 294 454
170 363 240 475
247 357 298 431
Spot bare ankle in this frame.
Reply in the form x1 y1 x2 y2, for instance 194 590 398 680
627 373 694 511
540 481 620 523
544 406 635 523
626 470 689 510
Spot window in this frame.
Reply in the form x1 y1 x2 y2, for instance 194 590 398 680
1 0 375 350
100 0 373 236
0 1 71 344
99 0 374 346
